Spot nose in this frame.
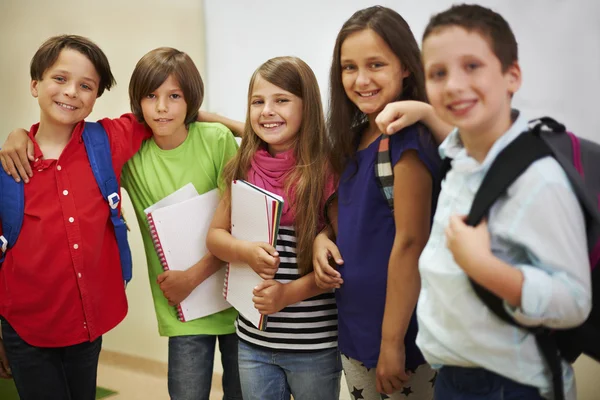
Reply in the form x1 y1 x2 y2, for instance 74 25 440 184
156 97 168 113
261 101 275 117
63 82 78 98
444 69 466 95
356 68 371 87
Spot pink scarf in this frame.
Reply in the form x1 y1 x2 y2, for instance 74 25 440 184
248 148 297 226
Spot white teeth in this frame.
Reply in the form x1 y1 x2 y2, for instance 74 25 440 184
57 102 76 110
157 119 170 122
359 91 378 97
263 123 282 128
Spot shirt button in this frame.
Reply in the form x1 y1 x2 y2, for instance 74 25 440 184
69 217 75 223
63 190 69 196
78 273 82 278
57 165 62 171
73 244 79 249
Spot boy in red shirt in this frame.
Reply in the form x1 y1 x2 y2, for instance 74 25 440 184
0 35 150 399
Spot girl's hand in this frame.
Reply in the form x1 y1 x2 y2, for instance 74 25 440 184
157 270 195 306
240 241 280 279
445 215 492 275
375 101 432 135
376 339 410 395
0 129 35 183
312 231 343 289
252 280 287 315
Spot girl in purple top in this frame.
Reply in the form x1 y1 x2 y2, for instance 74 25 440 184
314 6 441 400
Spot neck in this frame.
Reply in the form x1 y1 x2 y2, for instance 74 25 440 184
35 118 77 159
461 109 514 163
153 124 189 150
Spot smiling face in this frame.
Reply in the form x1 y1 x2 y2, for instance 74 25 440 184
340 28 409 120
31 48 100 130
249 74 303 155
140 74 188 148
423 26 521 139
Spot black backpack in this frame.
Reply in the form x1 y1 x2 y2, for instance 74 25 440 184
438 117 600 400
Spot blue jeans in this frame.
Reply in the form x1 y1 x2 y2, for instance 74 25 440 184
168 333 242 400
434 366 544 400
238 340 342 400
0 317 102 400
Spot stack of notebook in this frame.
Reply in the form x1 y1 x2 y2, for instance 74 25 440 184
145 183 231 322
224 179 284 330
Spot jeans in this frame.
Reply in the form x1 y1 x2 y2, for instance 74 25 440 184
434 366 544 400
0 317 102 400
168 333 242 400
238 340 342 400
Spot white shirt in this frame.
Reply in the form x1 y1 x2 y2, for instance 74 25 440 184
417 112 591 399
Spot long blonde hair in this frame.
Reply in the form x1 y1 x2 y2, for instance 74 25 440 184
222 56 330 275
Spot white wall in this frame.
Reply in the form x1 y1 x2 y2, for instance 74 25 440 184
204 0 600 140
0 0 208 364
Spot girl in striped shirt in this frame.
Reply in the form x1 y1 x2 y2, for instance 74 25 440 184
206 56 340 400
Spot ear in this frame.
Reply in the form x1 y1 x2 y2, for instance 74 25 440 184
505 61 522 95
401 65 411 79
30 80 39 98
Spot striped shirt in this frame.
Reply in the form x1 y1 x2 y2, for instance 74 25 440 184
236 226 338 352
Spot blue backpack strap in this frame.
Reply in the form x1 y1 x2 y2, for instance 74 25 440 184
81 122 133 284
0 166 25 265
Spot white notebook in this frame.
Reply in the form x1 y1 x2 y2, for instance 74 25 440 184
146 187 231 322
224 180 283 330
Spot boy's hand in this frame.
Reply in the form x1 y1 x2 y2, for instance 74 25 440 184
157 270 195 306
0 338 12 379
376 339 409 395
445 215 491 274
0 129 34 183
240 241 279 279
252 280 287 315
375 101 431 135
312 231 343 289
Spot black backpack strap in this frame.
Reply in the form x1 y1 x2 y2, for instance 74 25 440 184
467 130 566 399
536 333 565 400
466 132 553 226
439 157 453 182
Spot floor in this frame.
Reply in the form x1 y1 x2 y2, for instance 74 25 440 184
97 353 600 400
96 350 352 400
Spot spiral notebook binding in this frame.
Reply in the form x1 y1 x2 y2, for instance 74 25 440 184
147 212 185 322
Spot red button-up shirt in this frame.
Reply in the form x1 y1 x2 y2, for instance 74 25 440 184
0 114 150 347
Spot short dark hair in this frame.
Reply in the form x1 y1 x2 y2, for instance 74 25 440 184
30 35 115 97
423 4 518 72
128 47 204 126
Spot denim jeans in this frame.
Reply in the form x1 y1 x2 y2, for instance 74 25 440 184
434 366 545 400
0 317 102 400
238 340 342 400
168 333 242 400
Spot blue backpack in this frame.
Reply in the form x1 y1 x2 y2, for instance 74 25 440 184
0 122 133 284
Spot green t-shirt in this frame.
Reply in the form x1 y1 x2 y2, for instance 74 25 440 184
122 122 239 337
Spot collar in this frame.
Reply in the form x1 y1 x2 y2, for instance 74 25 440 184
439 109 529 171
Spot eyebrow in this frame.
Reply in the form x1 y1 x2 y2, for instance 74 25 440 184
251 93 292 98
341 55 384 63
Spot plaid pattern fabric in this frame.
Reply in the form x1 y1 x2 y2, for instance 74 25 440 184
375 134 395 212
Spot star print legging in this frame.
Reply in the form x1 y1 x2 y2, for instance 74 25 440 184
341 355 436 400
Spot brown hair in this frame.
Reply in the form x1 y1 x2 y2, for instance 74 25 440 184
327 6 427 177
129 47 204 126
30 34 115 97
423 4 518 72
222 56 330 275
